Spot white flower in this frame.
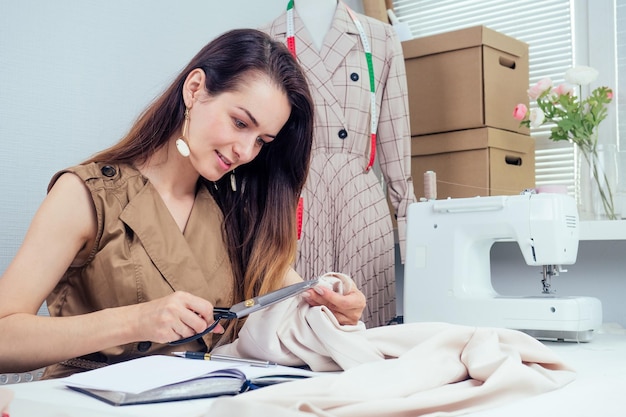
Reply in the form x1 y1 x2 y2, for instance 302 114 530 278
565 66 599 85
529 108 545 128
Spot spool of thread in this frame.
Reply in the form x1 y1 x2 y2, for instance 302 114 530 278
386 9 413 41
424 171 437 200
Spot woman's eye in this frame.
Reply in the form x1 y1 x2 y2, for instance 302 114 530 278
234 119 246 129
255 137 267 147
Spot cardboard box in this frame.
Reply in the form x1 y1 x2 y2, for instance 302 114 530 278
411 128 535 199
363 0 389 23
402 26 530 136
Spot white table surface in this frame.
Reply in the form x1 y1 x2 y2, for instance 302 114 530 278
469 324 626 417
5 324 626 417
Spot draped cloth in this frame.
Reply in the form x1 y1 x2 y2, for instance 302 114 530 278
207 295 575 417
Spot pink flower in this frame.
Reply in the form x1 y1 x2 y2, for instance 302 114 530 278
513 103 528 120
527 78 553 100
607 90 613 100
552 83 574 97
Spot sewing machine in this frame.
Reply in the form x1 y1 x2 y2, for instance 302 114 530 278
403 192 603 342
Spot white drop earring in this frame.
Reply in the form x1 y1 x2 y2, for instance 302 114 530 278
230 170 237 192
175 108 191 157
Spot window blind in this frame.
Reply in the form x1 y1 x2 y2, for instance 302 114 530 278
618 1 625 150
393 0 576 191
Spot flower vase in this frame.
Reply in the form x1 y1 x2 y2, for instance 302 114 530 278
576 143 619 220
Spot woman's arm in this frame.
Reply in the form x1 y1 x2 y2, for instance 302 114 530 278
0 174 217 373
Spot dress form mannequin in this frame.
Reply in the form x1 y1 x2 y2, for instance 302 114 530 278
262 2 416 328
295 0 337 51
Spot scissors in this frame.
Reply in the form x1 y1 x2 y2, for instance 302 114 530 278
169 278 319 345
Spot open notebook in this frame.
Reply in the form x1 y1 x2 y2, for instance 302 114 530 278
63 355 322 406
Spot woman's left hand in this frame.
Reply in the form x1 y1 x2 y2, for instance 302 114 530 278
301 285 366 326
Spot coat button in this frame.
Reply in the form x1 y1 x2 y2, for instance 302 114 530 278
137 341 152 352
338 129 348 139
101 165 116 177
350 72 359 82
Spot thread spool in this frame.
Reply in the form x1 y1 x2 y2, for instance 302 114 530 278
386 9 413 41
424 171 437 200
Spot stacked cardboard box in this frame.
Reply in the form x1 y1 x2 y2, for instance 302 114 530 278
402 26 534 199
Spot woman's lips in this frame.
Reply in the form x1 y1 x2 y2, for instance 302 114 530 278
216 151 232 171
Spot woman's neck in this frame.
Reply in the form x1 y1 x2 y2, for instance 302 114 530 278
137 140 200 232
137 139 198 199
295 0 337 51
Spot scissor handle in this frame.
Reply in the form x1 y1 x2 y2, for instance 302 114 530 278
212 307 237 320
167 308 237 346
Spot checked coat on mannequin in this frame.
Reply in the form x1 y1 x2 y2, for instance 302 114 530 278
261 2 415 327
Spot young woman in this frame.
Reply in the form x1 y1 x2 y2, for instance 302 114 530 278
0 28 365 378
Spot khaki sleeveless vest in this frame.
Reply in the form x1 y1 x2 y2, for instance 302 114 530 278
43 163 234 378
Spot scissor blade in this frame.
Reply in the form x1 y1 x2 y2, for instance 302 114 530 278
229 278 319 318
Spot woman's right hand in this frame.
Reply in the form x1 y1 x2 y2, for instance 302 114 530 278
132 291 224 344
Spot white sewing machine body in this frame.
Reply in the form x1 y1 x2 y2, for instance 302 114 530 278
404 193 602 342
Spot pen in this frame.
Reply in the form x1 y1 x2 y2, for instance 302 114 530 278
171 351 276 367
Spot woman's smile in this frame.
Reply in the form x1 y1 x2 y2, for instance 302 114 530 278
215 150 232 171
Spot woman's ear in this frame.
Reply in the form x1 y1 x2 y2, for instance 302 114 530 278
182 68 206 108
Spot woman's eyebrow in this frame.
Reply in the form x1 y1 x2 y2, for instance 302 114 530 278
238 106 277 139
238 107 258 127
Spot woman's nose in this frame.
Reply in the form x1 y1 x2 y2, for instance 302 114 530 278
233 135 258 163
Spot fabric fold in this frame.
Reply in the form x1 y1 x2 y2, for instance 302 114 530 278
208 296 575 416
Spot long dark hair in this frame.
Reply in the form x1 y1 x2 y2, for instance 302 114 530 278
86 29 313 312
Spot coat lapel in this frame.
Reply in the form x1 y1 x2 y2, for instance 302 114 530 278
317 3 360 76
270 4 359 125
119 183 222 296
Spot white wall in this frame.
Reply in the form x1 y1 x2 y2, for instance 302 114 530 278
0 0 363 276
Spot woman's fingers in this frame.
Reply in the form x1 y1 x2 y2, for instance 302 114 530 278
134 291 220 343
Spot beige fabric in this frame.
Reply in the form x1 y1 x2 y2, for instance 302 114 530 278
313 271 355 295
209 297 575 417
262 2 416 328
43 163 234 378
0 387 13 415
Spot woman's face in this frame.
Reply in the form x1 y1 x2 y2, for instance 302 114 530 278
185 74 291 181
